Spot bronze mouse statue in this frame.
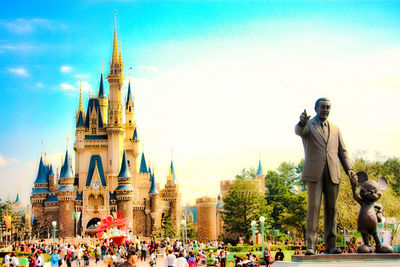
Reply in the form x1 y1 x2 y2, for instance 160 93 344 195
352 171 393 253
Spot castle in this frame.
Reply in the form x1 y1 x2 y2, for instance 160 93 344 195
187 160 265 242
30 16 182 238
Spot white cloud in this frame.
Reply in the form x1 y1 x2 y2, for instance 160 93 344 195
0 18 66 34
0 43 35 53
36 83 43 88
60 83 76 91
0 156 9 168
9 158 18 164
8 67 29 77
60 65 72 73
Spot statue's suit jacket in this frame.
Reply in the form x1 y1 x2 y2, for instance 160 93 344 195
295 116 351 184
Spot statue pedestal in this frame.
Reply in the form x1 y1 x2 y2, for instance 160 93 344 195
272 253 400 267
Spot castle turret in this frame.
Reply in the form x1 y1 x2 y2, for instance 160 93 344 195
116 151 134 227
75 84 86 181
57 150 77 237
106 13 125 175
196 196 217 242
31 156 49 220
161 158 181 234
125 78 135 137
256 159 265 194
149 171 161 235
48 165 56 192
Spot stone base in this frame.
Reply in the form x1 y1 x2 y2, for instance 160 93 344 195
273 253 400 267
292 253 400 262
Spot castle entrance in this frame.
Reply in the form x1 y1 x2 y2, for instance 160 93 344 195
86 217 101 236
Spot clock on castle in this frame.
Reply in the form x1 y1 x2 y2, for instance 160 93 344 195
30 14 182 238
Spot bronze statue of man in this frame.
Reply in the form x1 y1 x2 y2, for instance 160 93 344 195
295 97 357 255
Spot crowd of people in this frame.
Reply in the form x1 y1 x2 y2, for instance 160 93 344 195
1 239 296 267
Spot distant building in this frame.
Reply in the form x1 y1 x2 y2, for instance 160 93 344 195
30 15 182 238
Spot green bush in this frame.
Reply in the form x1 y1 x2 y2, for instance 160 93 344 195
225 244 306 252
0 251 33 257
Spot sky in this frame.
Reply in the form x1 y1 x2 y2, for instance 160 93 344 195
1 0 400 206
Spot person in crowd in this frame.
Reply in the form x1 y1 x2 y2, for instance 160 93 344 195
51 250 61 267
166 250 177 267
36 250 44 267
176 252 189 267
275 248 284 261
65 251 73 267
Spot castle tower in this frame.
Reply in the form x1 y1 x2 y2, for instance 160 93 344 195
31 156 49 220
196 196 217 242
149 171 161 235
106 13 125 175
74 84 86 184
124 77 139 180
57 150 77 237
116 151 134 227
256 159 265 194
164 159 181 234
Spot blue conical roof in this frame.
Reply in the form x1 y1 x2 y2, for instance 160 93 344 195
170 161 178 185
139 153 148 174
15 192 19 204
60 150 74 178
148 173 159 194
133 128 138 141
126 81 132 109
98 73 105 97
76 111 85 127
148 166 152 181
118 151 132 178
34 156 48 184
256 159 263 175
49 165 54 176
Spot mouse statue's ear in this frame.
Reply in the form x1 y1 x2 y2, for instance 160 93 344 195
356 171 369 186
378 176 388 190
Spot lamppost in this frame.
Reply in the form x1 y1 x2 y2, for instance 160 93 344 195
251 220 257 245
181 219 186 245
260 216 266 256
52 221 57 250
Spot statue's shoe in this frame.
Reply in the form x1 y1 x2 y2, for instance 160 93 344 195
357 245 373 253
324 248 342 254
305 249 315 255
376 244 394 253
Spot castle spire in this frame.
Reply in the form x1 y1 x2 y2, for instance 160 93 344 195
126 78 132 109
149 172 159 194
98 72 105 97
112 10 119 65
118 151 132 178
256 159 263 176
78 81 83 112
60 150 74 178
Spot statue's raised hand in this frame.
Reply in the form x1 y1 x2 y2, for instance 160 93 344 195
299 109 311 126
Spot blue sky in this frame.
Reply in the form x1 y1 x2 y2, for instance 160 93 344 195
1 0 400 204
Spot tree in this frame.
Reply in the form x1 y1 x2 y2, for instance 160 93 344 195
265 161 307 238
160 215 176 238
222 179 269 240
235 168 257 180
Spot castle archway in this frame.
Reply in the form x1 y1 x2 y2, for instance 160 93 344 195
86 217 101 235
87 217 101 228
